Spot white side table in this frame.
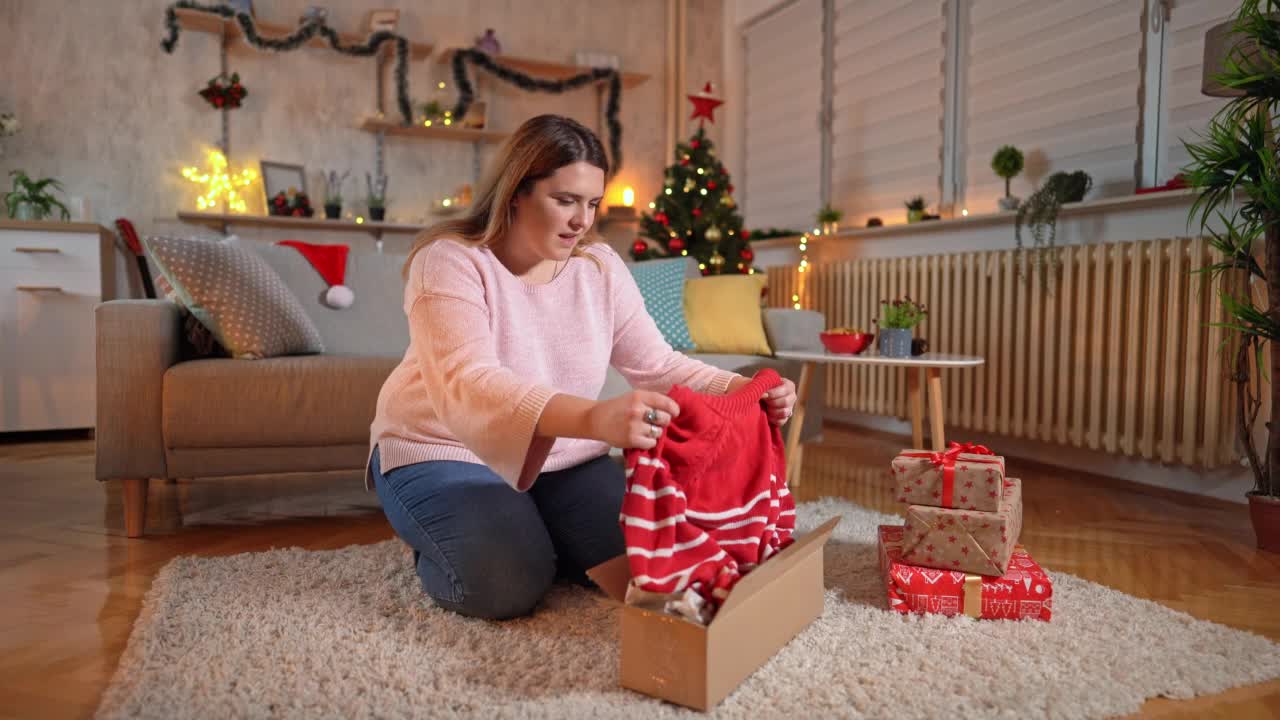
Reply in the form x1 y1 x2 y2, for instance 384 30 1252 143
773 350 985 487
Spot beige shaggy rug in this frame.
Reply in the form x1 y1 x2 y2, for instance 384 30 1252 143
96 498 1280 719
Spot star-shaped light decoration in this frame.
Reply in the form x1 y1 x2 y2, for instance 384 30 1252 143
182 148 258 213
687 81 724 127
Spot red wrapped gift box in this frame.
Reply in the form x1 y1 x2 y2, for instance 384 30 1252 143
891 444 1007 512
878 524 1052 621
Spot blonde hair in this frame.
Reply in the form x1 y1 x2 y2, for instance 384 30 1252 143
404 114 611 279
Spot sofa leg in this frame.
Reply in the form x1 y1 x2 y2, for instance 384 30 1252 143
123 478 149 538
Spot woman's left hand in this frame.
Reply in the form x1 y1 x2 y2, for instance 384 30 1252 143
763 378 797 425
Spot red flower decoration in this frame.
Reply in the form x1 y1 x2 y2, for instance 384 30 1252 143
198 72 248 110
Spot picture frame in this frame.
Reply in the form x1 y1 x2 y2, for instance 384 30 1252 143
365 9 400 33
260 160 307 205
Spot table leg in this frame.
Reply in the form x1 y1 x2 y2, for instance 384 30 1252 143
785 361 813 488
927 366 945 450
907 367 923 450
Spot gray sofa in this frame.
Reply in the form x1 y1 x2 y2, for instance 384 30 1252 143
95 243 826 537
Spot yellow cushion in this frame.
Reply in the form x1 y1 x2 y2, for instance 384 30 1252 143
683 273 773 355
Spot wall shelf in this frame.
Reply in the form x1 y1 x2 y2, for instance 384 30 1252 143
177 210 424 240
173 8 434 60
358 117 509 143
435 48 649 89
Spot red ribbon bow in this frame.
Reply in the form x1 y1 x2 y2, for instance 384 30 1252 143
927 447 963 507
948 441 994 456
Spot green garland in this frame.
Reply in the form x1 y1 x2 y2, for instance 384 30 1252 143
450 49 624 176
160 1 413 125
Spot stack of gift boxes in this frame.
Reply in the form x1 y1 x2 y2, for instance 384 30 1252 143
878 443 1053 621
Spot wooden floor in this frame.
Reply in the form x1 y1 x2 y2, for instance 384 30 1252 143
2 425 1278 719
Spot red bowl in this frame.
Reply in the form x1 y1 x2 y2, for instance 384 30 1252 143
820 332 874 354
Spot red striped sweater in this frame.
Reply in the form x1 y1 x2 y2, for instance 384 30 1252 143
620 369 795 622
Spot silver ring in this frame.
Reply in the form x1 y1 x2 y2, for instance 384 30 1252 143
644 408 659 424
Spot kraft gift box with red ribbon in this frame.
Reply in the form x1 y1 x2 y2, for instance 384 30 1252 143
899 478 1023 576
878 525 1052 621
891 442 1007 512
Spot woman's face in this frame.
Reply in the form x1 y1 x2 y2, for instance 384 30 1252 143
509 161 605 263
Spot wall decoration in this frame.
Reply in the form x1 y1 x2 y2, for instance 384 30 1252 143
260 161 308 207
161 1 413 125
182 148 258 213
197 71 247 110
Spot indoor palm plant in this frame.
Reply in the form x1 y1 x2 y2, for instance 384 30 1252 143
1182 0 1280 550
4 170 71 221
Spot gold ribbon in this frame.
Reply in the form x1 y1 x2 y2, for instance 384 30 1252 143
962 574 983 618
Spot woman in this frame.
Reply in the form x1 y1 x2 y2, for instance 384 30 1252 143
367 114 797 620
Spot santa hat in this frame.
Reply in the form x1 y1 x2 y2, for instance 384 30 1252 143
277 240 354 309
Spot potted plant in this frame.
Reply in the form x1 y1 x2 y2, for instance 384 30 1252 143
816 204 843 236
874 297 926 358
366 172 388 222
904 196 926 223
1014 170 1092 274
4 170 71 221
1182 0 1280 551
322 169 349 219
991 145 1025 211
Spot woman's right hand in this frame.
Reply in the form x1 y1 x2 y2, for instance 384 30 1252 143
588 390 681 450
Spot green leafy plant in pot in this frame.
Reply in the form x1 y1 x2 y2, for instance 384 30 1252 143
875 297 926 358
816 203 843 236
366 172 388 222
323 169 349 219
4 170 71 221
991 145 1025 211
904 196 926 224
1014 170 1092 279
1182 0 1280 550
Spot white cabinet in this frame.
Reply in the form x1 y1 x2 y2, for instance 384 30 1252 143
0 220 116 432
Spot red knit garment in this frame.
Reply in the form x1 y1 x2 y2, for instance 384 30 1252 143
620 368 795 620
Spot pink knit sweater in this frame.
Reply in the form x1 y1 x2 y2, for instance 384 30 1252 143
366 238 740 492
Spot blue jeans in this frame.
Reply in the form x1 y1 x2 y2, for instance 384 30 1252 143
370 447 626 620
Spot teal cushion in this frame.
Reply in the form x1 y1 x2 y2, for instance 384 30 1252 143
629 257 696 351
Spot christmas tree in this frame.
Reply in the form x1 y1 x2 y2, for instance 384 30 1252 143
630 83 755 275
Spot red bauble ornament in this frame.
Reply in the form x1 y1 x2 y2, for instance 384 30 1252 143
680 156 690 166
740 247 754 261
691 140 701 149
655 211 669 226
692 208 702 217
740 229 751 240
632 239 648 255
668 237 686 252
707 180 717 190
727 184 735 194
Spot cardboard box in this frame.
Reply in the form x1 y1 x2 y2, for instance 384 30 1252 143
587 517 840 711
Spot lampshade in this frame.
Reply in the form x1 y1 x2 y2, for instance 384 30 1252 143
1202 16 1265 97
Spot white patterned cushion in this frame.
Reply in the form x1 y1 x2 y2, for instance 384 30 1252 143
142 234 324 359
